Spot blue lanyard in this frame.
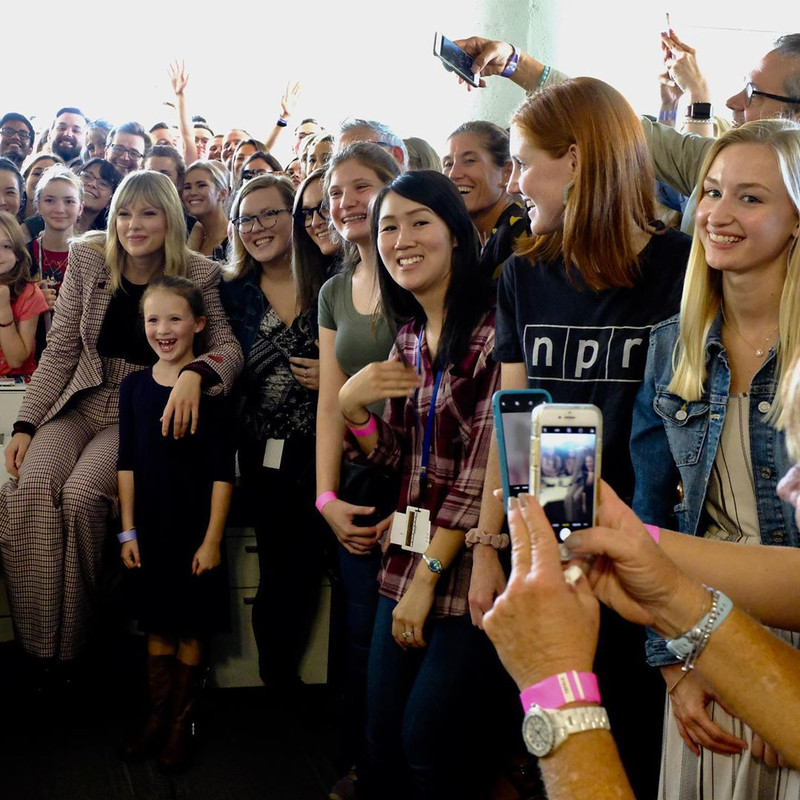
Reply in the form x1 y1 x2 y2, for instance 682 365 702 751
416 327 443 498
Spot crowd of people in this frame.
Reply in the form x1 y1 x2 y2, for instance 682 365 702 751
0 21 799 800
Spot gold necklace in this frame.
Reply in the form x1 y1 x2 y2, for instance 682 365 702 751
721 304 777 358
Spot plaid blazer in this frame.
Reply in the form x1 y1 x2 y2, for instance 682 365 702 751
17 240 243 429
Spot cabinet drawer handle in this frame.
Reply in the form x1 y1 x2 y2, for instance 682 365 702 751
244 545 258 554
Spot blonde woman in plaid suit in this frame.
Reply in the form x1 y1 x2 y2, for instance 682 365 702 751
0 171 242 679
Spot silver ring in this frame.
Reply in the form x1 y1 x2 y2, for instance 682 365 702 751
402 631 413 638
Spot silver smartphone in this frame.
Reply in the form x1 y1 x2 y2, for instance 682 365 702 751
530 404 602 541
433 32 481 88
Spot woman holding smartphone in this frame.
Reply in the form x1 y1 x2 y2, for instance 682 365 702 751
469 77 692 800
631 119 800 800
339 170 500 798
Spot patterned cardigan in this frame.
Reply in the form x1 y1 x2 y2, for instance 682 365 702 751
16 239 243 429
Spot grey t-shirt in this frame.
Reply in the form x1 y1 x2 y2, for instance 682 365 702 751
318 270 395 375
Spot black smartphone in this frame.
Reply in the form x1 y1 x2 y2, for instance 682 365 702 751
433 32 481 88
492 389 551 511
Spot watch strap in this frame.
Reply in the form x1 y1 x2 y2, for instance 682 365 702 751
520 671 601 711
687 102 713 120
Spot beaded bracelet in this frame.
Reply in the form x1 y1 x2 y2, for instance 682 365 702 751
665 587 733 671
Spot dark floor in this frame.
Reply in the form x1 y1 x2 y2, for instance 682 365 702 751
0 633 343 800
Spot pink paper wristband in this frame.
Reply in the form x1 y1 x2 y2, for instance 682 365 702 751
644 524 661 544
520 671 601 712
315 491 337 513
348 413 377 437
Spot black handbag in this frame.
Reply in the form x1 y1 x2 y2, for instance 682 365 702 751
338 459 401 527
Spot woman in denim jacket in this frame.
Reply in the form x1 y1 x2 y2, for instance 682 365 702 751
631 119 800 800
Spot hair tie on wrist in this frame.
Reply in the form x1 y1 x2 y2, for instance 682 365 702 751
276 117 288 127
465 527 510 550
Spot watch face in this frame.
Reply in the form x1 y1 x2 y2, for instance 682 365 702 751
523 709 555 757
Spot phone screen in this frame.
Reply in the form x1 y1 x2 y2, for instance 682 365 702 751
434 33 480 87
536 425 598 538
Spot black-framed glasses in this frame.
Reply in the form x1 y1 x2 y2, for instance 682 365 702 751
294 202 330 228
241 168 270 181
744 82 800 107
0 127 31 143
109 143 145 162
232 207 291 233
79 170 113 192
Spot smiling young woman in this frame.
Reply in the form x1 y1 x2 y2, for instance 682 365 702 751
631 118 800 800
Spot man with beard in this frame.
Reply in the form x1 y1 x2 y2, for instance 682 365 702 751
0 113 35 167
49 107 88 166
104 121 150 177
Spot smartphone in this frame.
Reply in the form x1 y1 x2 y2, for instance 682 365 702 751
492 389 552 511
530 404 602 541
433 32 481 88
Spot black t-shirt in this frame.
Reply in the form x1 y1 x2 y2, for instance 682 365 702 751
96 276 155 365
494 227 691 500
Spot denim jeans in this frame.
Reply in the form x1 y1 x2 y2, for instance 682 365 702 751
364 595 501 800
335 544 382 768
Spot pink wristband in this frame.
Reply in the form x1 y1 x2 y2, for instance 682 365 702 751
315 491 337 513
519 671 601 711
644 524 661 544
348 413 377 437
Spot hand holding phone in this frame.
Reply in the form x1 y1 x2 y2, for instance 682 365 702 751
433 32 481 88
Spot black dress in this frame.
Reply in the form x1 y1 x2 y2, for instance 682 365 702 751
117 368 235 638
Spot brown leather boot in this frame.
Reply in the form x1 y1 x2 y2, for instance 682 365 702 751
121 654 174 761
157 660 202 773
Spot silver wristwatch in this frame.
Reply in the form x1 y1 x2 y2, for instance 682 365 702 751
522 705 610 757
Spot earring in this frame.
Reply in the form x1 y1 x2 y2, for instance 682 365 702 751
562 180 575 207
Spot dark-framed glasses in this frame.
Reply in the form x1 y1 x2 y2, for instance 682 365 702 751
294 202 330 227
744 82 800 107
0 127 31 143
79 171 113 192
241 168 270 181
232 207 291 233
109 143 145 162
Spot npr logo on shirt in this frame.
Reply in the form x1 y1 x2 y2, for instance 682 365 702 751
523 324 652 383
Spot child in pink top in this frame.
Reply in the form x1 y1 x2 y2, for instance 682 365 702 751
0 211 49 376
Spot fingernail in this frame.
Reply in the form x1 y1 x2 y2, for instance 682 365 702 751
507 496 519 510
518 493 529 508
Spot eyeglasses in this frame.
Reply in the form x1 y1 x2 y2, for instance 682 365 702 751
109 143 145 162
79 171 113 192
744 82 800 107
0 127 31 143
241 168 270 181
294 202 330 228
232 207 291 233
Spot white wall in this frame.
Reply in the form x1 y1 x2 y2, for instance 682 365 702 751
6 1 800 167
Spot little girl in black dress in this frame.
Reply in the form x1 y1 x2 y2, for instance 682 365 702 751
117 275 235 772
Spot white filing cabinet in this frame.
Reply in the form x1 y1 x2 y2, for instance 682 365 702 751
210 526 331 688
0 381 27 642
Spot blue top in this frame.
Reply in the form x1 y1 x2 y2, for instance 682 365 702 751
630 312 798 664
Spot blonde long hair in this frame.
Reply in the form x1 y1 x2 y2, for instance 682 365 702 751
79 171 192 292
668 118 800 427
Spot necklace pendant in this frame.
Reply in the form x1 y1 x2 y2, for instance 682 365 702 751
756 348 765 357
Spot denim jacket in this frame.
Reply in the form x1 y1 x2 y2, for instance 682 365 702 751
630 312 798 665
